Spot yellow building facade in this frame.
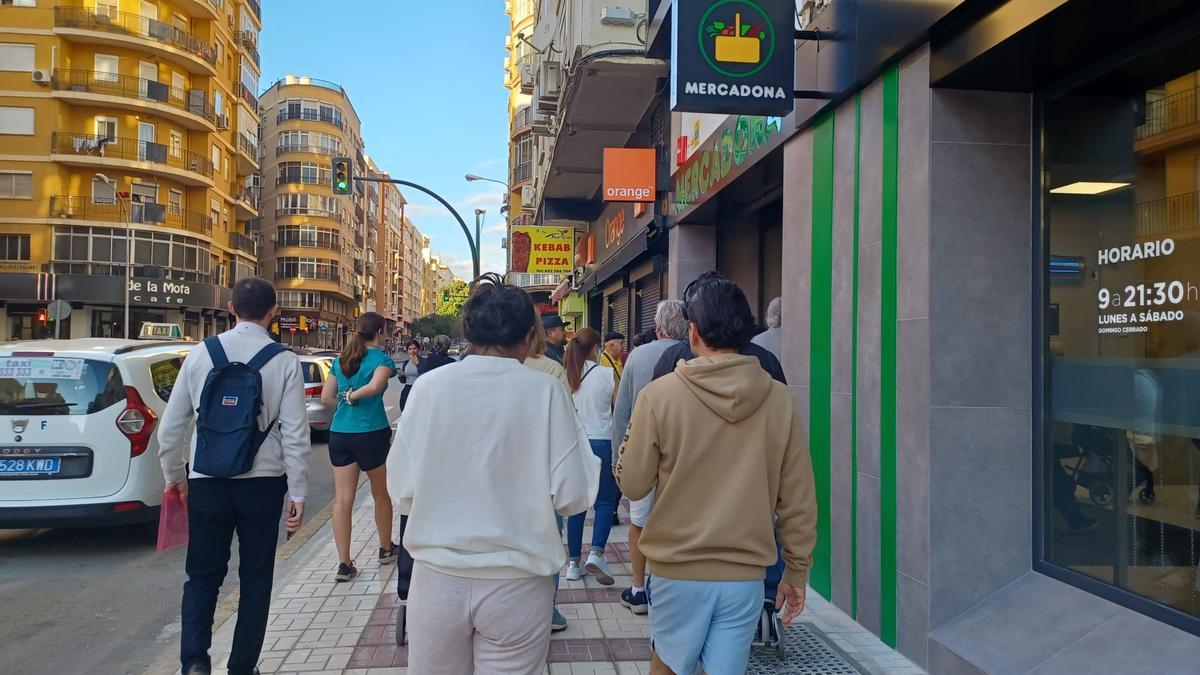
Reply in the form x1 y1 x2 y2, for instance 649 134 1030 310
503 0 539 286
257 76 364 349
0 0 262 340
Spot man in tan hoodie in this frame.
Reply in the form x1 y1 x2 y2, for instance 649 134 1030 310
616 274 817 675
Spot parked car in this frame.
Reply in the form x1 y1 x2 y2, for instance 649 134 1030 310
300 353 402 438
0 339 193 529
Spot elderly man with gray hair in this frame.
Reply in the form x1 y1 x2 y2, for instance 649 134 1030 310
610 298 689 615
752 297 783 360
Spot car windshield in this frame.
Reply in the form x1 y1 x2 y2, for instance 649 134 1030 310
0 357 125 416
300 360 326 385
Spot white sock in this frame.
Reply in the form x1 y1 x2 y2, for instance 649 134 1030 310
632 585 645 594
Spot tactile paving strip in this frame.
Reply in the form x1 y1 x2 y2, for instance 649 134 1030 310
747 622 862 674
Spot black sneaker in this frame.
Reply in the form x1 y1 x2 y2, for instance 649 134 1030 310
335 561 358 582
621 587 649 615
379 543 399 564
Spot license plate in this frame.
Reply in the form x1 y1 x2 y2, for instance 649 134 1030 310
0 457 61 475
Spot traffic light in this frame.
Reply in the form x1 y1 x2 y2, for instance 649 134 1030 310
442 291 450 302
298 315 309 332
332 157 352 195
35 309 47 325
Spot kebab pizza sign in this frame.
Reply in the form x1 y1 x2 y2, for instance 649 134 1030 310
510 226 574 274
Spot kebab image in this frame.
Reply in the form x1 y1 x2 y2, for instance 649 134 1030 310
511 229 532 273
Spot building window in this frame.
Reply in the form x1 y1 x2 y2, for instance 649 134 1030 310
0 234 30 260
168 189 182 216
0 106 34 135
276 257 338 281
51 226 211 282
2 1 38 8
0 171 32 199
278 290 320 309
92 176 116 205
277 161 330 186
1043 58 1200 627
0 43 34 72
276 225 339 250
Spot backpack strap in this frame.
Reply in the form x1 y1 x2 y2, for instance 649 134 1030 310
580 363 598 384
204 336 229 367
247 342 289 372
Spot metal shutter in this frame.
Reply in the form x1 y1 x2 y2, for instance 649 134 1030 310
637 276 660 334
606 288 630 342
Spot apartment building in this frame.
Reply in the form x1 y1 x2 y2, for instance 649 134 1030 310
501 0 545 293
0 0 263 340
257 75 364 349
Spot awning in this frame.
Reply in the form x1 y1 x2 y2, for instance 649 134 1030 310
550 277 572 303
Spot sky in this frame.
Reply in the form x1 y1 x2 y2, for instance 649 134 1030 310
260 1 511 279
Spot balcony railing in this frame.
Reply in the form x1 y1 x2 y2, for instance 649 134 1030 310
512 106 532 131
229 231 258 256
51 132 215 179
277 269 340 282
238 133 258 158
275 232 340 251
276 144 337 157
49 196 212 236
1137 88 1200 140
275 207 343 221
236 30 259 67
239 82 259 109
52 69 213 122
53 7 217 66
238 187 260 209
1136 191 1200 237
512 160 532 184
246 0 261 21
276 109 344 130
275 173 327 186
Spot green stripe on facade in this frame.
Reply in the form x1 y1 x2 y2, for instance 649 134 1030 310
851 94 862 619
879 65 900 647
809 112 835 599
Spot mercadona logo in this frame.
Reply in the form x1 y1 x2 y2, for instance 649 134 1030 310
698 0 776 78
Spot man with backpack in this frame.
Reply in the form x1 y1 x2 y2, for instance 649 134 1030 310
158 277 311 675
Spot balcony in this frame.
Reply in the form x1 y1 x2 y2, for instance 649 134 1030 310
276 172 327 187
49 196 213 237
173 0 223 20
246 0 261 22
229 231 258 257
275 231 341 252
277 269 340 283
511 106 533 135
237 134 259 173
276 109 344 131
1135 191 1200 238
236 30 260 67
508 272 561 288
53 7 217 75
52 69 215 131
236 187 260 219
51 132 215 187
239 83 259 111
275 207 343 222
276 143 337 157
511 160 532 185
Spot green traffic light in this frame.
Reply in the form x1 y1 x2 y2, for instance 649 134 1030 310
337 181 348 190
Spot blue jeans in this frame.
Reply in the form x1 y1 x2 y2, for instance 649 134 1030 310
567 439 619 558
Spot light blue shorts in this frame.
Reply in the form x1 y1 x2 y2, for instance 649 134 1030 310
648 576 762 675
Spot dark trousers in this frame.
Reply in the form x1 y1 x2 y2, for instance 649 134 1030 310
181 476 287 675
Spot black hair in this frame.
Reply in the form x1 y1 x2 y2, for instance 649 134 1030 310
406 339 422 350
684 272 756 349
232 277 277 321
462 273 536 348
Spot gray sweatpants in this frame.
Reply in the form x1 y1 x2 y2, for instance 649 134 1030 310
407 562 556 675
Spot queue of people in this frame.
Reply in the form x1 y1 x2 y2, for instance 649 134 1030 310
155 271 814 675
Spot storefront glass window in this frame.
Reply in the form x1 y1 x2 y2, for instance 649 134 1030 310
1044 62 1200 623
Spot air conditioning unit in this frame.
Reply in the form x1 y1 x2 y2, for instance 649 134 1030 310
519 62 535 94
536 61 562 113
520 185 535 209
31 69 51 84
216 114 230 129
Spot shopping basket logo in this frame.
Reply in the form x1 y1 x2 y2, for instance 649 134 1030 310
699 0 775 77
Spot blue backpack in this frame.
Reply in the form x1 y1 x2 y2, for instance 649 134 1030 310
192 337 289 478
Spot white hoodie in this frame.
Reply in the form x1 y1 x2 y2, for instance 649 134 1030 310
387 354 599 579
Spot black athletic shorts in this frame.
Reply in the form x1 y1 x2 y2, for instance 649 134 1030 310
328 428 392 471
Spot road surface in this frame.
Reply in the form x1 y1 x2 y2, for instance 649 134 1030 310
0 437 335 675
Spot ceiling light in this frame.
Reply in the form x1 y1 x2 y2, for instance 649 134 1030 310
1049 182 1130 195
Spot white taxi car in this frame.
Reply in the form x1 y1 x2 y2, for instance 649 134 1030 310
0 339 192 529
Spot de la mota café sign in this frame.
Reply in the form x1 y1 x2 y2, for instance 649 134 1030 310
672 0 795 116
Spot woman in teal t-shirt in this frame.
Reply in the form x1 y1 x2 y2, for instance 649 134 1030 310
321 312 397 582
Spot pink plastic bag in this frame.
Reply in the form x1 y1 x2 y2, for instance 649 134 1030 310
156 489 189 553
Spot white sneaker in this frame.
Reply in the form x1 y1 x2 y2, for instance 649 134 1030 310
565 560 586 582
585 551 615 586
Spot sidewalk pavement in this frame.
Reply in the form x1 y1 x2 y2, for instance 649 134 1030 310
199 484 926 674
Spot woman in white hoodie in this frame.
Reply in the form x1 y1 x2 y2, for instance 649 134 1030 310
387 274 599 674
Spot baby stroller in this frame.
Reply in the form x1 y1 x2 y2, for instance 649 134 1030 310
394 515 414 646
1060 425 1119 507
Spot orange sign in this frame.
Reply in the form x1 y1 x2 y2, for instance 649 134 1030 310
603 147 656 202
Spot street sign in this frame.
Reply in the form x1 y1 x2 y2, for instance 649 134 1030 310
320 323 328 333
47 299 71 321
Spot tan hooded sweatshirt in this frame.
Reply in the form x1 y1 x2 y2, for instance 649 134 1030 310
616 353 817 588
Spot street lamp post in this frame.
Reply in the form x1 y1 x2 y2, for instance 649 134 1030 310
473 208 486 269
464 174 511 191
96 174 133 339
